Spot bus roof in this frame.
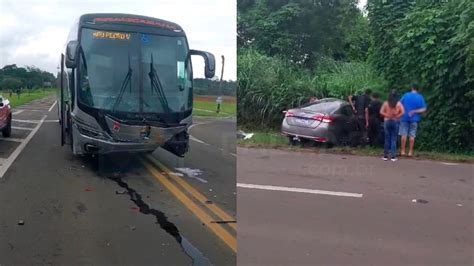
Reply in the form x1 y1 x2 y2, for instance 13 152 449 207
78 13 183 32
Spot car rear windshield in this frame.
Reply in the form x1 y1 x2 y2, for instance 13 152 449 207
301 101 340 113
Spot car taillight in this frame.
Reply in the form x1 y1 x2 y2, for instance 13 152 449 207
312 114 333 123
314 136 329 142
285 111 295 117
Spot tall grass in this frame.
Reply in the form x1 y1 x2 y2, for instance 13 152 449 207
238 48 387 129
316 57 388 98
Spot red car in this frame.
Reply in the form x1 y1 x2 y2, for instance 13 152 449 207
0 96 12 137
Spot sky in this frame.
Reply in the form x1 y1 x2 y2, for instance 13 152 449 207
0 0 236 80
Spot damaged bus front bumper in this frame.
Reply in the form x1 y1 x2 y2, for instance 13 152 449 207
72 115 188 155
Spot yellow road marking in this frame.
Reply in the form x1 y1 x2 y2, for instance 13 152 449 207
145 154 237 230
141 159 237 253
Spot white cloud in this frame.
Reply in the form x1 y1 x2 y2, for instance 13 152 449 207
0 0 236 80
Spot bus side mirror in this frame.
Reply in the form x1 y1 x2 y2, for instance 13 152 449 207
65 41 80 69
189 50 215 78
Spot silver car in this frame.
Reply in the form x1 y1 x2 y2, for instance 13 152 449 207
281 98 360 146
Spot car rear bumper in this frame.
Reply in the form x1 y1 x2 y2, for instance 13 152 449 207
281 118 336 143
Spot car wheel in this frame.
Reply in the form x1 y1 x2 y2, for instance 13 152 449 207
288 136 298 146
338 134 349 146
348 131 361 147
323 142 334 149
300 138 313 147
2 115 12 138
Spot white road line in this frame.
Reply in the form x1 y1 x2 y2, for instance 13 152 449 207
0 115 47 178
12 126 33 131
12 119 57 123
17 109 48 112
189 122 236 158
12 110 24 115
194 108 230 115
237 183 363 198
48 100 57 112
12 119 39 124
0 138 24 143
190 135 209 145
189 122 211 146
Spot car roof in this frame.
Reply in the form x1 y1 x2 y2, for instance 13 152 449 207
297 98 347 113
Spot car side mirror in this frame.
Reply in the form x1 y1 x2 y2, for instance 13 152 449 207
65 41 80 69
189 49 215 78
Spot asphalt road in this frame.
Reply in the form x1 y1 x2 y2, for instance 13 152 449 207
0 95 236 265
237 147 473 266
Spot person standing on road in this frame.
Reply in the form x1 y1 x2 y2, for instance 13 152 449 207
348 89 371 144
380 90 405 161
368 92 383 147
399 84 427 157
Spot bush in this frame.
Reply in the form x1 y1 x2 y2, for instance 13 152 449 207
368 0 474 153
238 49 323 128
238 48 388 129
316 57 388 98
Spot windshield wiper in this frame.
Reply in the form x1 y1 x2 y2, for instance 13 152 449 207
112 52 133 113
148 53 170 114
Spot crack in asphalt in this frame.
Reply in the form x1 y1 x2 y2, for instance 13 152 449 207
108 176 211 266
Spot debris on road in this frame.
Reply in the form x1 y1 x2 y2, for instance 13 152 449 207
237 130 254 140
17 220 24 225
129 225 136 231
205 200 213 204
170 172 184 177
84 188 93 192
115 190 127 195
174 168 208 183
412 199 429 204
457 204 463 207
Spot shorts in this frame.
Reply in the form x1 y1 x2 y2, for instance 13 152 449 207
399 121 418 137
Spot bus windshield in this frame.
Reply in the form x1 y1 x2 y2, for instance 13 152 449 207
78 28 192 114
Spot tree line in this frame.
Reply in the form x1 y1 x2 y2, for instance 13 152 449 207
194 78 236 96
0 64 56 91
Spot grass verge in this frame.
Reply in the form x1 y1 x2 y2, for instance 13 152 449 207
238 131 474 163
2 89 56 108
193 100 236 118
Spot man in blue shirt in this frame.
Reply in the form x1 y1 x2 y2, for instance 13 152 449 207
399 84 427 156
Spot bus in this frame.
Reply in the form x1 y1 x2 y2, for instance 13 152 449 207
59 13 215 157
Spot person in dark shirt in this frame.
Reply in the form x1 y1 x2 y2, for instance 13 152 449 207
368 92 383 146
348 89 371 143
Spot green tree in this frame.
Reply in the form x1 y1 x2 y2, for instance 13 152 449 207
238 0 362 67
0 76 23 91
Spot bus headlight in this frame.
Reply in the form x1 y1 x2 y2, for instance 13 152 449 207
74 120 109 140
